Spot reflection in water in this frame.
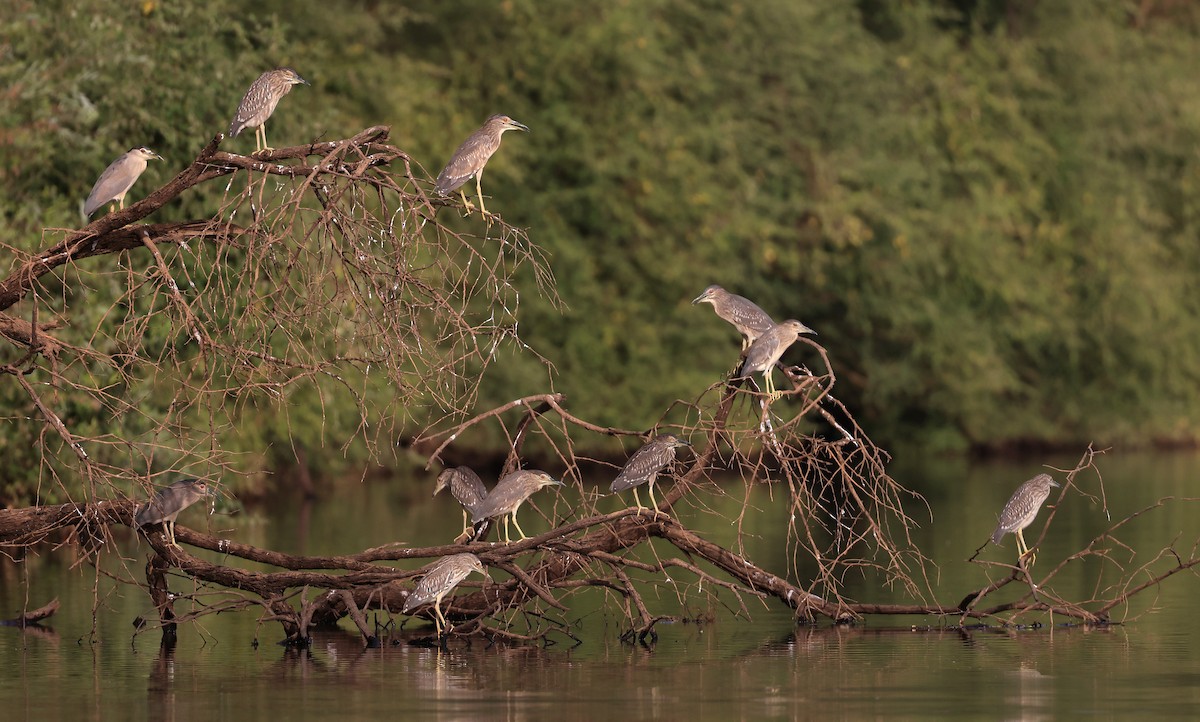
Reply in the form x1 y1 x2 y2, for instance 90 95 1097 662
1006 660 1054 722
147 643 176 722
294 498 312 556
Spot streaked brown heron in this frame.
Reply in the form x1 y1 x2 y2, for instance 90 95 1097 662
228 68 309 154
84 147 162 218
738 319 816 400
435 114 529 216
135 477 213 548
470 469 562 543
610 434 691 512
434 466 488 538
992 473 1059 566
692 285 775 351
401 553 490 638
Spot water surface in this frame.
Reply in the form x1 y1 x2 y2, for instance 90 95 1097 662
2 450 1198 720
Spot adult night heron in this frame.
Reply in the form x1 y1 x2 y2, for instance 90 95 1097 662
692 285 775 351
992 473 1060 565
434 466 488 537
435 114 529 216
84 147 162 218
228 68 309 154
401 553 490 638
135 478 213 548
470 469 563 543
738 319 816 400
610 434 691 512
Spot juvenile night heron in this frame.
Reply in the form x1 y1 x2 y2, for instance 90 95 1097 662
401 553 491 638
992 473 1060 565
84 147 162 218
470 469 563 543
135 478 213 548
692 285 776 351
228 68 309 154
738 319 816 400
435 114 529 216
434 466 488 538
610 434 691 512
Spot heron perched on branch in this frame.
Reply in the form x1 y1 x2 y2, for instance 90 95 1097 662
738 319 816 400
401 553 491 638
471 469 562 543
228 68 309 154
434 466 488 539
992 473 1059 566
692 285 775 351
435 114 529 216
610 434 691 512
135 478 213 548
84 147 162 218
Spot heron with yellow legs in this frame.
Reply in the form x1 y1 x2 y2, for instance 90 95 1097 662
435 114 529 217
470 469 562 543
738 319 816 400
135 477 214 548
991 473 1060 567
610 434 691 513
84 147 162 219
228 67 309 154
401 553 491 638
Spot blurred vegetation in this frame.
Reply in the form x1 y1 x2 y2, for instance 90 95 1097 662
4 0 1200 501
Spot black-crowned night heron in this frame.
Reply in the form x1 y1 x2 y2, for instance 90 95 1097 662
692 285 776 351
434 466 488 538
228 68 309 154
610 434 691 512
470 469 563 543
992 473 1060 565
738 319 816 400
435 114 529 216
135 478 213 548
84 147 163 218
401 552 491 637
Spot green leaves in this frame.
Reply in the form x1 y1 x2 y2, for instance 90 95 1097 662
7 0 1200 506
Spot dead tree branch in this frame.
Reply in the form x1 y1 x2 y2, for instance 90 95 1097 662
1 128 1192 648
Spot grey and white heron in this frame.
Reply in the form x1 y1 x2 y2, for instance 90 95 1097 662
135 477 214 548
84 147 162 218
435 114 529 216
692 285 776 351
738 319 816 400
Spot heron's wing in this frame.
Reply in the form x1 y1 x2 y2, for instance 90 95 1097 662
610 442 671 492
470 473 527 521
435 131 501 195
229 73 287 136
454 467 488 509
84 156 135 216
728 301 775 335
133 500 158 526
739 332 780 375
402 557 472 612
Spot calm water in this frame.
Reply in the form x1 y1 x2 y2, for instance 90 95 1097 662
2 450 1198 720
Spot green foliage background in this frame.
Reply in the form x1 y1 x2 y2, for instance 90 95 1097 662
4 0 1200 499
